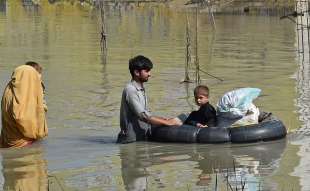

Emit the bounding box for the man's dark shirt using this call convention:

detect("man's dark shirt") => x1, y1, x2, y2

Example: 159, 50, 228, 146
184, 102, 217, 127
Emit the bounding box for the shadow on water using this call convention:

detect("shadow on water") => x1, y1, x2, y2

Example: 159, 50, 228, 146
118, 139, 287, 190
1, 146, 48, 191
78, 135, 116, 144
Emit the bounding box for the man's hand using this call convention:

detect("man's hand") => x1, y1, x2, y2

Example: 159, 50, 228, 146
167, 118, 183, 126
147, 116, 182, 126
196, 123, 208, 128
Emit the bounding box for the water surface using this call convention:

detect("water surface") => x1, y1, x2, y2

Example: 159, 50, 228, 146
0, 1, 307, 190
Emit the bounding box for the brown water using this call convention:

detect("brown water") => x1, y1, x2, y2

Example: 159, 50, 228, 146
0, 1, 307, 190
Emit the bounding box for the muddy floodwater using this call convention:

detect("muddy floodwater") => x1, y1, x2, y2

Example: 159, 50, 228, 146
0, 1, 309, 190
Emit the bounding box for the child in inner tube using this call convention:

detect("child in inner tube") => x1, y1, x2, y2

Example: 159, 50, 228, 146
184, 85, 217, 128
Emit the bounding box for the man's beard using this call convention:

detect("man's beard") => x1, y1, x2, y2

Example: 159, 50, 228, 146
140, 77, 149, 82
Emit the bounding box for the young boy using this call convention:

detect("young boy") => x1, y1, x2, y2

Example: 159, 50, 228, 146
117, 55, 181, 144
184, 85, 217, 128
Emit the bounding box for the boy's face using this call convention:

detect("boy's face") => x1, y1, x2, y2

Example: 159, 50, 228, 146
195, 94, 209, 106
135, 69, 151, 82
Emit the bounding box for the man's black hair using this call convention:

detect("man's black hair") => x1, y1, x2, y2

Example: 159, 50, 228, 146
25, 61, 42, 74
25, 61, 40, 67
129, 55, 153, 77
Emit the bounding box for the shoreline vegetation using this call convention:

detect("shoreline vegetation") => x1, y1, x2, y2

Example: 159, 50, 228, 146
19, 0, 296, 16
40, 0, 295, 15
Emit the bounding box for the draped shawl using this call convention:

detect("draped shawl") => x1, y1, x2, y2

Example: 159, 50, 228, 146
1, 65, 48, 148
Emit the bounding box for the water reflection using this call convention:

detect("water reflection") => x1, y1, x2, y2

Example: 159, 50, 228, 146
1, 146, 48, 191
119, 140, 287, 190
290, 3, 310, 190
47, 0, 58, 4
295, 4, 310, 133
296, 57, 310, 133
120, 143, 149, 191
22, 0, 39, 12
183, 82, 195, 110
0, 0, 5, 13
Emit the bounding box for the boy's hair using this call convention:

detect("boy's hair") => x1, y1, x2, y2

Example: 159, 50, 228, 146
194, 85, 210, 97
25, 61, 42, 73
129, 55, 153, 77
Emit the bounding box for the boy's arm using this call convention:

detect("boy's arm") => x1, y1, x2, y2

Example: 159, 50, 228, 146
185, 120, 198, 126
184, 111, 198, 126
204, 104, 217, 127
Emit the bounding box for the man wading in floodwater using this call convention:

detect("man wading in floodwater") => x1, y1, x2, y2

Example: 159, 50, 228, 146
117, 55, 181, 144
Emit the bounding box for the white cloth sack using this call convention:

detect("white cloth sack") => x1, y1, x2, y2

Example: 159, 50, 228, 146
217, 88, 261, 128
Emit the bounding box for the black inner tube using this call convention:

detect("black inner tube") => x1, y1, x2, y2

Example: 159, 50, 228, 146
151, 113, 286, 144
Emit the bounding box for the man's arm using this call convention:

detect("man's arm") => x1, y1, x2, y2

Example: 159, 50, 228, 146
146, 116, 182, 126
126, 87, 181, 126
